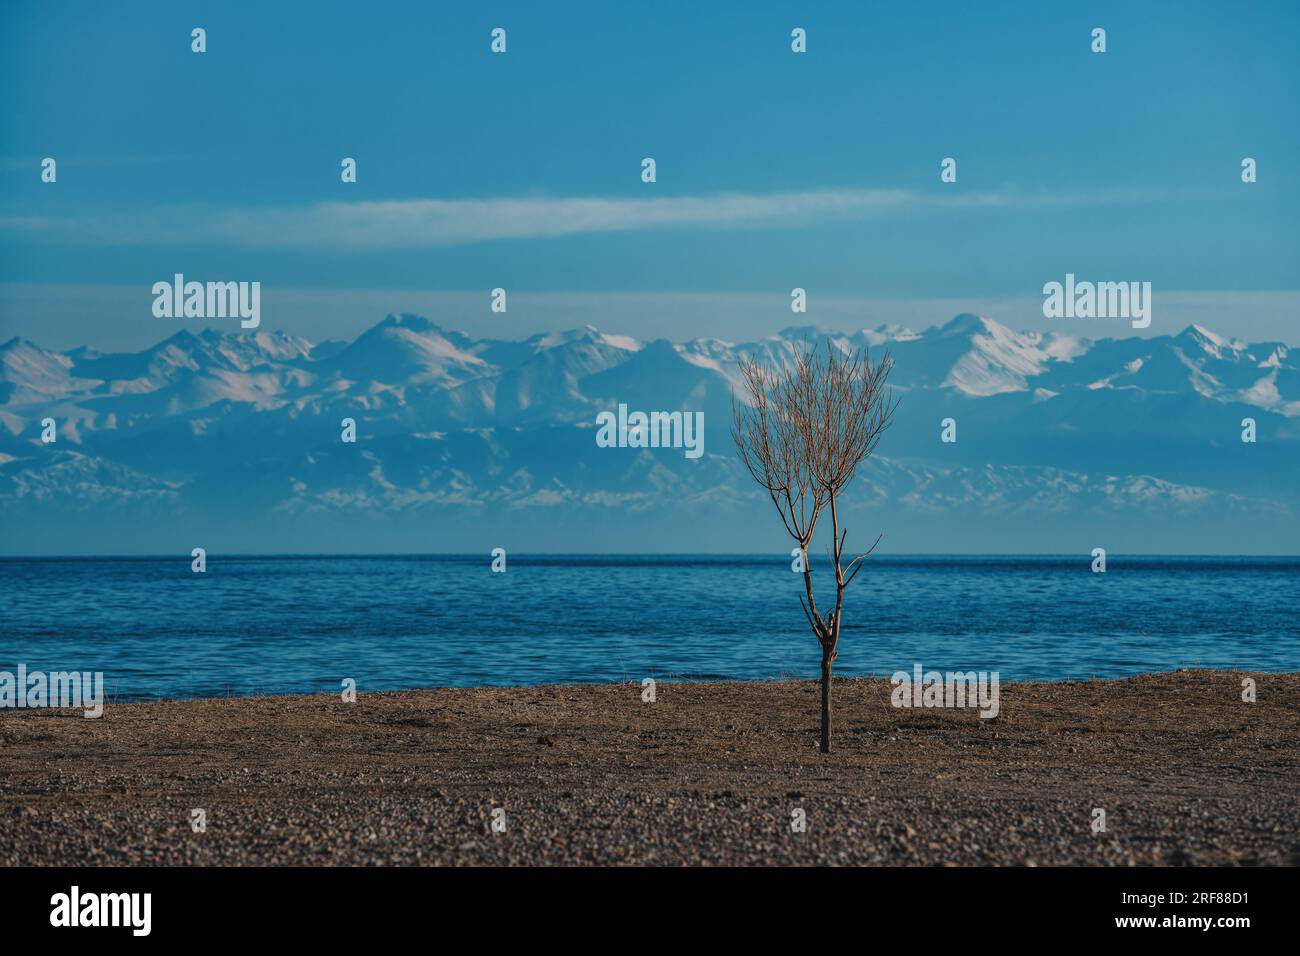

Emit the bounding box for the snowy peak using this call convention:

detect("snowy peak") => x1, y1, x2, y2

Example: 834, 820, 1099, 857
1177, 323, 1241, 359
950, 316, 1049, 396
0, 337, 78, 404
935, 312, 996, 337
328, 314, 491, 387
526, 325, 642, 353
894, 314, 1054, 397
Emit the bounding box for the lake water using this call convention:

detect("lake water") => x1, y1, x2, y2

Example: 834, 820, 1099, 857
1, 555, 1296, 700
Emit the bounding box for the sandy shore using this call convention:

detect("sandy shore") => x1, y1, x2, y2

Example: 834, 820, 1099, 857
1, 671, 1297, 866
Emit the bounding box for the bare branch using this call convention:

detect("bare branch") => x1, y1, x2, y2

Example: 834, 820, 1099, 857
843, 532, 885, 588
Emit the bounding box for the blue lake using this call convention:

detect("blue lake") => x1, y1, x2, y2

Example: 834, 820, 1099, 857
1, 554, 1297, 700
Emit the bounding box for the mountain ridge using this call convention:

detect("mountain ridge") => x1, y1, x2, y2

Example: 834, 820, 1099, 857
2, 313, 1297, 554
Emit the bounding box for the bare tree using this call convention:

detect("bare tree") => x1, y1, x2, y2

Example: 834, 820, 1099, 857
731, 342, 896, 753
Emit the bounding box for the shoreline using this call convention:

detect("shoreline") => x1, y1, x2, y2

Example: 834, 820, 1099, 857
2, 670, 1297, 866
15, 664, 1300, 707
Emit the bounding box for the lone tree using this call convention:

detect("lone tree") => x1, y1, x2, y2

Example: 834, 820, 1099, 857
731, 343, 896, 754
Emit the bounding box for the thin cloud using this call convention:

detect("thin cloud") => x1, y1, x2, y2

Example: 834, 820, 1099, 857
2, 186, 1191, 249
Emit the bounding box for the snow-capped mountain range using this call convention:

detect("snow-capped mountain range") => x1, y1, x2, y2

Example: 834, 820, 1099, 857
2, 313, 1297, 554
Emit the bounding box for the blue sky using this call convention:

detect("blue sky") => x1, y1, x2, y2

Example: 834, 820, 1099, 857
2, 0, 1297, 350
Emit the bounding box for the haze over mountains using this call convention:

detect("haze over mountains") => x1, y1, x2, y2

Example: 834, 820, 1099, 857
2, 313, 1296, 554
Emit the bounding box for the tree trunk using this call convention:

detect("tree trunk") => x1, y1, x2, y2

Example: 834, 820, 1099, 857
820, 650, 833, 754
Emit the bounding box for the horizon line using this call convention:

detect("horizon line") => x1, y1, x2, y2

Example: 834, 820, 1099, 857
2, 552, 1297, 561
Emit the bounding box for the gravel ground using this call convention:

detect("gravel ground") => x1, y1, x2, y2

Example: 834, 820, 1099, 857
1, 671, 1297, 865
